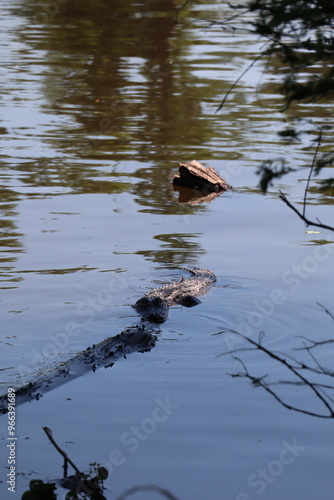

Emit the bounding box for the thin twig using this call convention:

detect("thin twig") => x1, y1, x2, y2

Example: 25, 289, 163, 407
294, 336, 334, 349
270, 380, 334, 391
279, 191, 334, 231
231, 357, 333, 418
175, 0, 191, 24
317, 302, 334, 322
216, 50, 268, 113
43, 427, 81, 475
279, 131, 334, 231
221, 330, 334, 418
202, 9, 251, 27
303, 131, 322, 217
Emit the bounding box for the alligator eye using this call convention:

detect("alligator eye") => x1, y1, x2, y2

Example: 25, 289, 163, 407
136, 297, 149, 306
177, 295, 201, 307
152, 297, 164, 306
134, 296, 150, 312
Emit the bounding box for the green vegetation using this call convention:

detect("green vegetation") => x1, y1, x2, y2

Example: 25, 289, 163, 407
21, 428, 108, 500
230, 0, 334, 111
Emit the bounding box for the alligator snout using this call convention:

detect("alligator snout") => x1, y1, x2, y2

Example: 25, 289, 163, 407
134, 296, 169, 323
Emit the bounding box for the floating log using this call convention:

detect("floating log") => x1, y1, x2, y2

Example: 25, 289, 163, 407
172, 160, 232, 194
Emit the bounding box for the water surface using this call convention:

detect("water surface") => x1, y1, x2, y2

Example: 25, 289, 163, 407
1, 1, 334, 499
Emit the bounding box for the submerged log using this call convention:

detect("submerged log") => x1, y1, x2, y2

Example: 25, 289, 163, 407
173, 160, 232, 194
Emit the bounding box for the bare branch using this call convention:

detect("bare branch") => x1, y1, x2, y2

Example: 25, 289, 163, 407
220, 329, 334, 418
279, 131, 334, 231
279, 190, 334, 232
43, 427, 81, 476
175, 0, 192, 24
216, 50, 268, 113
317, 302, 334, 322
303, 131, 323, 217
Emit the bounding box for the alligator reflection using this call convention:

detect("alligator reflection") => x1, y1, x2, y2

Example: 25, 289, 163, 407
0, 325, 157, 414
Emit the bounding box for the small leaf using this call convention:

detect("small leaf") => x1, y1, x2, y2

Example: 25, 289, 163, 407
66, 491, 78, 500
97, 466, 108, 480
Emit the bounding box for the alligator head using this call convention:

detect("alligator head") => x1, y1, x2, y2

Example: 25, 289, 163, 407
134, 267, 214, 323
135, 294, 201, 323
134, 296, 169, 323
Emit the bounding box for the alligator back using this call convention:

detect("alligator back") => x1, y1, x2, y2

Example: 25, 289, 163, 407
135, 267, 216, 323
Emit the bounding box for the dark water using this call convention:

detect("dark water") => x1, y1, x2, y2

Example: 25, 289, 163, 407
1, 1, 334, 499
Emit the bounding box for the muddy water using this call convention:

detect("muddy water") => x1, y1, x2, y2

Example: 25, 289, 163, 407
1, 1, 334, 499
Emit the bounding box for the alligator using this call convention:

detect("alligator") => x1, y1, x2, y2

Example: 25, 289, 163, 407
134, 267, 216, 323
0, 267, 215, 412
